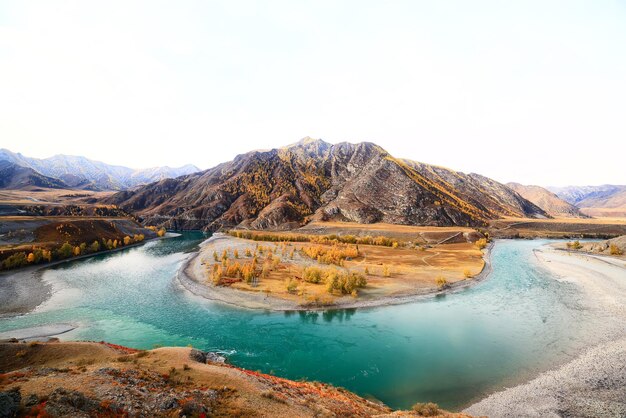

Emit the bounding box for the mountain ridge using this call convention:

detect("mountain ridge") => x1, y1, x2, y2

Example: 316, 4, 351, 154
0, 148, 200, 191
548, 184, 626, 217
104, 138, 549, 231
0, 160, 68, 190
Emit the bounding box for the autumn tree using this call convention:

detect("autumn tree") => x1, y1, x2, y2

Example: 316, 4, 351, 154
436, 276, 448, 289
475, 238, 488, 250
2, 252, 27, 269
57, 242, 73, 259
609, 244, 623, 255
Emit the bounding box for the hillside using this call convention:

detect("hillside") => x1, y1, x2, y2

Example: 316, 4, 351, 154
548, 185, 626, 217
0, 161, 67, 190
403, 161, 546, 219
0, 341, 465, 417
506, 183, 586, 218
0, 148, 200, 191
104, 138, 547, 231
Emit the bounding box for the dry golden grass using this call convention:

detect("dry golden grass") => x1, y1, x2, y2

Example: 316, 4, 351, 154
300, 221, 477, 244
490, 217, 626, 238
203, 230, 485, 306
303, 220, 476, 232
496, 216, 626, 225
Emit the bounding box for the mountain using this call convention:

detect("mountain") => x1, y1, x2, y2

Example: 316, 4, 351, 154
506, 183, 586, 218
403, 161, 546, 219
0, 160, 68, 189
104, 137, 548, 231
0, 148, 200, 191
548, 185, 626, 217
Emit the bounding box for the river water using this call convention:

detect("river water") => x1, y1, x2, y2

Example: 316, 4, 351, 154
0, 233, 617, 410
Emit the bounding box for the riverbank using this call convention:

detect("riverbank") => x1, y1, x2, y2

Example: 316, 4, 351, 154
0, 233, 179, 317
0, 340, 417, 417
466, 246, 626, 417
177, 233, 493, 311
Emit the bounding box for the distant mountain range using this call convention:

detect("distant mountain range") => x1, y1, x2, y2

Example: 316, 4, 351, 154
548, 185, 626, 217
104, 137, 555, 230
0, 160, 67, 190
507, 183, 587, 218
3, 140, 620, 226
0, 148, 200, 191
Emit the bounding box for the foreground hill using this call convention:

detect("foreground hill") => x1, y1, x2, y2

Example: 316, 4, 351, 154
0, 341, 466, 417
0, 161, 67, 190
105, 138, 547, 231
506, 183, 586, 218
0, 148, 200, 191
549, 185, 626, 217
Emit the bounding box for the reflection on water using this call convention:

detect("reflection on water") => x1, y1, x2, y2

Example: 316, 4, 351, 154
286, 308, 357, 323
0, 234, 619, 410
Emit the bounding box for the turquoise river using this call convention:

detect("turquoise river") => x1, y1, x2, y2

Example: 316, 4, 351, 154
0, 233, 617, 410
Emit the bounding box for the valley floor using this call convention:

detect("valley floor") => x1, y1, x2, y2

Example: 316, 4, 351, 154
465, 247, 626, 417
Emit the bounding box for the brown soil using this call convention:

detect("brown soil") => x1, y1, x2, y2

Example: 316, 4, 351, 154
186, 224, 486, 310
488, 217, 626, 239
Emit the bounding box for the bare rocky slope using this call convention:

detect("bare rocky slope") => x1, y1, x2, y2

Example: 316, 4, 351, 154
506, 182, 586, 218
104, 138, 547, 231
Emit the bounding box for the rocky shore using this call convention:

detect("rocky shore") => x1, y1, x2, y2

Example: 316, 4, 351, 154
465, 246, 626, 417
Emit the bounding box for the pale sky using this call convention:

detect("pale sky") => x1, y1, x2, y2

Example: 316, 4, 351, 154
0, 1, 625, 186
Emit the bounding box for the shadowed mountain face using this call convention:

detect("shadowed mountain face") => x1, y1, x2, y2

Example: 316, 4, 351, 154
506, 183, 586, 218
0, 149, 200, 191
0, 161, 67, 189
104, 138, 547, 231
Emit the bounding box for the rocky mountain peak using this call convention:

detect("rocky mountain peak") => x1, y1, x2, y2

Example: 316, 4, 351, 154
104, 138, 549, 231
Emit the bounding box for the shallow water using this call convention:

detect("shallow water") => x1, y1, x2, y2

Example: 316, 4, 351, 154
0, 233, 618, 410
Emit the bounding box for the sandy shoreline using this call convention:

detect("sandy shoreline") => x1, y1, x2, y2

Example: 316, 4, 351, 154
465, 246, 626, 417
176, 233, 494, 312
0, 266, 51, 317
